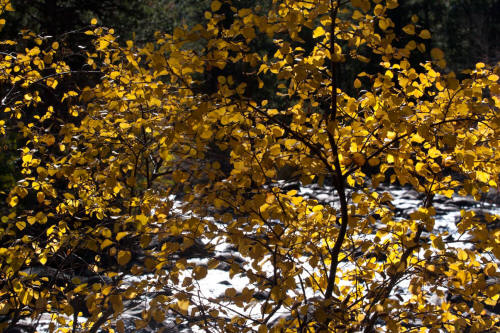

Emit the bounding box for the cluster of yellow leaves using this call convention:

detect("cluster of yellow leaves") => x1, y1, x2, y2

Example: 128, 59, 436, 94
0, 0, 499, 332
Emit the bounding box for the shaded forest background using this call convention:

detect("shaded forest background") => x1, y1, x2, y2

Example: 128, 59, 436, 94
2, 0, 498, 67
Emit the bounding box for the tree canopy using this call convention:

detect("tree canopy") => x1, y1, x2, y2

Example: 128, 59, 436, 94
0, 0, 499, 332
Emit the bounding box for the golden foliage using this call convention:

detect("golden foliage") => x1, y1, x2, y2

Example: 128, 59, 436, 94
0, 0, 499, 332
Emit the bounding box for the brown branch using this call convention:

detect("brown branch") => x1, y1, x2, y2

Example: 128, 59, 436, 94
324, 0, 348, 302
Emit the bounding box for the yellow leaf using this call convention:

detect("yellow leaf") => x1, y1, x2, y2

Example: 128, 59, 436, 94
430, 48, 444, 60
200, 128, 213, 139
117, 250, 131, 266
9, 196, 19, 207
419, 29, 431, 39
386, 0, 399, 9
373, 5, 384, 16
313, 26, 326, 38
20, 289, 32, 305
22, 154, 32, 164
431, 236, 445, 250
352, 153, 365, 166
485, 294, 499, 306
378, 18, 389, 31
352, 10, 364, 20
354, 78, 362, 88
312, 205, 323, 212
211, 0, 222, 12
357, 55, 370, 63
27, 216, 37, 225
352, 193, 363, 203
402, 24, 415, 35
110, 71, 120, 80
427, 147, 440, 158
193, 265, 207, 280
152, 309, 165, 322
98, 39, 110, 50
441, 189, 454, 198
119, 123, 131, 130
476, 171, 490, 183
457, 249, 468, 261
91, 18, 98, 25
177, 299, 189, 313
44, 135, 55, 146
116, 232, 129, 241
73, 283, 88, 293
13, 281, 23, 293
101, 239, 113, 249
488, 74, 499, 82
101, 228, 112, 238
16, 221, 26, 230
116, 320, 125, 333
225, 288, 237, 298
37, 192, 45, 203
109, 294, 123, 314
484, 263, 497, 276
